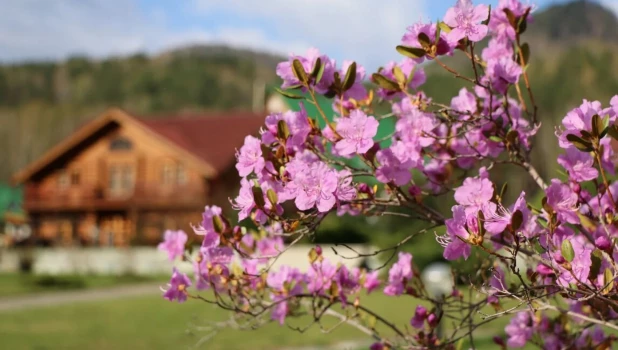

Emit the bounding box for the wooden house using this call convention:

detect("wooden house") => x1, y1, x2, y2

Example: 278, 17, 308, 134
12, 108, 264, 247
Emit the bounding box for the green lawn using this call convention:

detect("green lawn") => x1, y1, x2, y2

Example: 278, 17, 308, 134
0, 288, 519, 350
0, 273, 162, 298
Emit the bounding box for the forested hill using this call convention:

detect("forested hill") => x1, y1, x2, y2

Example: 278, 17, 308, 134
2, 0, 618, 183
0, 46, 283, 181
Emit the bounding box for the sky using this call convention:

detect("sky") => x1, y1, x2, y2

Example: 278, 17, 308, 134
0, 0, 616, 71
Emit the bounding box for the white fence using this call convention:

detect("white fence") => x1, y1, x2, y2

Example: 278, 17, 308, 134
0, 245, 380, 276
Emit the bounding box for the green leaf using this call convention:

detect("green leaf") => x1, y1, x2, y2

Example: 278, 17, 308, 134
212, 215, 225, 234
477, 210, 486, 236
277, 120, 290, 140
503, 8, 516, 27
517, 7, 531, 34
456, 338, 464, 350
292, 59, 308, 84
607, 125, 618, 140
510, 210, 523, 231
266, 189, 278, 206
438, 21, 452, 33
600, 116, 610, 138
396, 45, 426, 59
308, 247, 319, 263
561, 239, 575, 263
371, 73, 400, 91
342, 61, 357, 92
252, 186, 266, 208
392, 65, 405, 85
580, 130, 593, 140
541, 196, 552, 213
314, 60, 326, 84
417, 32, 431, 49
310, 57, 322, 79
274, 87, 303, 100
566, 134, 594, 152
506, 130, 519, 145
489, 135, 502, 143
592, 114, 604, 137
434, 20, 442, 44
367, 315, 377, 329
482, 5, 491, 25
577, 213, 597, 231
589, 249, 603, 281
519, 43, 530, 65
603, 268, 615, 295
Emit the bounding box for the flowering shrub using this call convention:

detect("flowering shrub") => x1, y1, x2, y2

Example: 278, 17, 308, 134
158, 0, 618, 348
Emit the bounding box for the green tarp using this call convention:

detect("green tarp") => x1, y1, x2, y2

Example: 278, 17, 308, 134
278, 91, 395, 185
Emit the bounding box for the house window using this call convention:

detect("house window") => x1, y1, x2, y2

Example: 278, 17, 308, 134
109, 165, 134, 195
110, 137, 133, 151
70, 170, 80, 186
177, 164, 187, 185
162, 163, 175, 185
58, 170, 69, 190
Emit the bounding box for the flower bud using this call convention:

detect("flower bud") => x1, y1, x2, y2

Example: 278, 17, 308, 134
315, 245, 323, 256
596, 235, 612, 252
493, 336, 506, 347
427, 313, 438, 327
553, 251, 565, 264
358, 183, 372, 194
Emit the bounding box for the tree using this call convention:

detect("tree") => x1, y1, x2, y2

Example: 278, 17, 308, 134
157, 1, 618, 349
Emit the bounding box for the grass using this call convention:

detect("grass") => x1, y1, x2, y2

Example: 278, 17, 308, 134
0, 273, 163, 298
0, 288, 519, 350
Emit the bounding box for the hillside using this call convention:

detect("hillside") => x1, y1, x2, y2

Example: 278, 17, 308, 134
0, 46, 283, 181
2, 0, 618, 183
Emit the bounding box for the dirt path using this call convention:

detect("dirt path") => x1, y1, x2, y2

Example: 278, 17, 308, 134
0, 283, 162, 312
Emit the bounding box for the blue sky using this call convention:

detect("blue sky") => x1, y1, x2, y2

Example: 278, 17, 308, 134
0, 0, 616, 71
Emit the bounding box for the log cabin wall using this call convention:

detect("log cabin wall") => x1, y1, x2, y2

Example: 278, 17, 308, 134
24, 122, 212, 247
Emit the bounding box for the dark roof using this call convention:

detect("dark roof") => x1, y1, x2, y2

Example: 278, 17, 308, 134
137, 113, 265, 175
13, 108, 265, 183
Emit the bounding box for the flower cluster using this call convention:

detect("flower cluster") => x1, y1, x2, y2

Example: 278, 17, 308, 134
157, 0, 618, 349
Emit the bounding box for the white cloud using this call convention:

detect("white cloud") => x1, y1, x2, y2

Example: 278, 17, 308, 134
193, 0, 427, 70
0, 0, 426, 71
600, 0, 618, 16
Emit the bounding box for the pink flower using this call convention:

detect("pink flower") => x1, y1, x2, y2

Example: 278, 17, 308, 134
489, 0, 531, 40
443, 0, 489, 42
261, 105, 311, 150
384, 252, 413, 296
410, 305, 428, 329
276, 47, 335, 93
401, 22, 455, 61
454, 176, 494, 212
307, 260, 338, 294
450, 87, 477, 115
162, 268, 192, 303
286, 161, 339, 212
376, 142, 415, 186
200, 205, 223, 234
339, 60, 367, 100
486, 57, 522, 94
442, 205, 472, 260
236, 135, 265, 177
557, 147, 598, 182
556, 236, 593, 288
376, 59, 426, 99
157, 230, 187, 261
363, 270, 381, 293
335, 110, 379, 156
505, 311, 533, 348
545, 179, 579, 225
